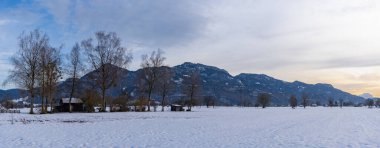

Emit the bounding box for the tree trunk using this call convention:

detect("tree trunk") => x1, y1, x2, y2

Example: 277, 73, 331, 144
50, 95, 54, 114
41, 92, 45, 113
147, 88, 152, 112
161, 94, 165, 112
69, 77, 76, 113
41, 96, 45, 113
110, 101, 113, 112
189, 96, 193, 111
30, 94, 34, 114
102, 89, 106, 112
41, 72, 46, 114
189, 89, 194, 111
45, 97, 47, 112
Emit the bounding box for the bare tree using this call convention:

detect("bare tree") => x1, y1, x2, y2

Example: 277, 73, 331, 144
257, 93, 270, 108
367, 99, 374, 108
36, 44, 62, 113
134, 73, 148, 112
66, 43, 84, 113
37, 46, 48, 113
1, 100, 15, 110
204, 95, 216, 108
328, 97, 334, 107
156, 67, 173, 112
238, 86, 246, 107
183, 71, 201, 111
82, 89, 100, 113
111, 94, 130, 112
140, 49, 165, 111
5, 30, 49, 114
82, 31, 132, 112
339, 99, 343, 108
1, 91, 14, 108
290, 95, 297, 109
45, 47, 62, 113
302, 93, 308, 108
376, 99, 380, 108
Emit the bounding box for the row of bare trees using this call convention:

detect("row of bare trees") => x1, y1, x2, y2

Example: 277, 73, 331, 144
4, 30, 133, 114
5, 30, 62, 114
290, 94, 309, 109
137, 49, 202, 112
5, 29, 202, 114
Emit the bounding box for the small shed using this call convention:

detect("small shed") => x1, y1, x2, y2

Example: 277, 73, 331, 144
171, 104, 184, 111
57, 98, 84, 112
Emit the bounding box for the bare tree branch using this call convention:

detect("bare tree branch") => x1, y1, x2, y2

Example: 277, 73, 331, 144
82, 31, 133, 112
139, 49, 166, 111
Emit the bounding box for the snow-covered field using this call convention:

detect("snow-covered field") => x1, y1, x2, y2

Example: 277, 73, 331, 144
1, 107, 380, 147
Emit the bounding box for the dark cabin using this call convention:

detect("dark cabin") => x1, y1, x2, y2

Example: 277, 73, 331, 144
171, 104, 184, 111
57, 98, 84, 112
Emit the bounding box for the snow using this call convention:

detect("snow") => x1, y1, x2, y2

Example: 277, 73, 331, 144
359, 93, 374, 99
11, 98, 24, 103
174, 78, 183, 84
264, 76, 271, 80
298, 86, 305, 89
61, 98, 83, 103
1, 107, 380, 147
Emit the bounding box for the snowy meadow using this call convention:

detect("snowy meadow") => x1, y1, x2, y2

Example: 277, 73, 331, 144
1, 107, 379, 147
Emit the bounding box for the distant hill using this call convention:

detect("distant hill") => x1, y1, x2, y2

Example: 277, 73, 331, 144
0, 89, 25, 101
2, 62, 365, 105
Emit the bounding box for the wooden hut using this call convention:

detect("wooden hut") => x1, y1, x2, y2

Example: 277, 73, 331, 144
170, 104, 184, 111
57, 98, 84, 112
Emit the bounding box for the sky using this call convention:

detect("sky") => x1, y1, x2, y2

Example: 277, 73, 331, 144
1, 0, 380, 96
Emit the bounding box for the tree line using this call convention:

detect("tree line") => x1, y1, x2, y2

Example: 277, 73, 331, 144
3, 29, 204, 114
238, 92, 375, 109
3, 29, 376, 114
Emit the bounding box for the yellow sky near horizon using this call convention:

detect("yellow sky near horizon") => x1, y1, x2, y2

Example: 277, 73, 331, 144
261, 66, 380, 97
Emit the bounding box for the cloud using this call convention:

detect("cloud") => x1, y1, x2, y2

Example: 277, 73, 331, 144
320, 57, 380, 69
37, 0, 208, 48
1, 0, 380, 96
0, 19, 14, 26
171, 0, 380, 72
22, 0, 380, 72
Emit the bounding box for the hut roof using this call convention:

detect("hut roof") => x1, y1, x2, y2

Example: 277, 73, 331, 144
171, 104, 182, 107
61, 98, 83, 104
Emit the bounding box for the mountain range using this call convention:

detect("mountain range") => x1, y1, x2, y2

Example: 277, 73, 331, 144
1, 62, 365, 105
